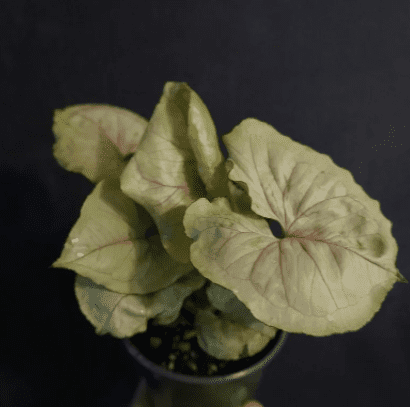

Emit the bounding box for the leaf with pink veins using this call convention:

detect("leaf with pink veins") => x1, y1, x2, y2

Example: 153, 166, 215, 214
183, 119, 406, 336
52, 177, 194, 294
120, 82, 228, 264
52, 104, 148, 183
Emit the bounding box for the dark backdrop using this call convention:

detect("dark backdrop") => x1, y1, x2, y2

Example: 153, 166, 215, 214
1, 1, 409, 406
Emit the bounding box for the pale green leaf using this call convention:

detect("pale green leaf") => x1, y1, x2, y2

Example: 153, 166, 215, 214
206, 282, 278, 338
75, 269, 206, 338
222, 119, 405, 282
150, 268, 207, 325
52, 177, 194, 294
187, 87, 229, 199
194, 308, 273, 361
120, 82, 228, 264
52, 104, 148, 183
184, 118, 405, 336
74, 274, 148, 338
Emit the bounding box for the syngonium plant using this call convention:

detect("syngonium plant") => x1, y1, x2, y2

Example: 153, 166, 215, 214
51, 82, 407, 361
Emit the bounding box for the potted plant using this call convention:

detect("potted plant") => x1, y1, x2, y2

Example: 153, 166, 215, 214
50, 82, 407, 407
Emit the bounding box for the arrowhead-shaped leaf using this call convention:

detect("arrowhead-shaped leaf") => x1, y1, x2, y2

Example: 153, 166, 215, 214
120, 82, 228, 264
52, 104, 148, 183
52, 177, 194, 294
184, 119, 406, 336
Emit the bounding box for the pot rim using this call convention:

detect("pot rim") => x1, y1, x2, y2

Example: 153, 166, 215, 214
122, 330, 288, 385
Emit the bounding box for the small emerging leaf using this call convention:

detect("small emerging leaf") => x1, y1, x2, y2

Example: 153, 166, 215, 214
195, 308, 273, 360
206, 282, 278, 338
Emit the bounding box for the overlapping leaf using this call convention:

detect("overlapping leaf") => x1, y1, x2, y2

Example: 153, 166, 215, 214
206, 282, 278, 338
75, 269, 206, 338
52, 104, 148, 183
53, 177, 194, 294
191, 282, 278, 360
184, 119, 406, 336
120, 82, 228, 264
194, 308, 274, 360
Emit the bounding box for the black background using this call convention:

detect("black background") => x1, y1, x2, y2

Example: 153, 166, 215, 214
1, 1, 410, 406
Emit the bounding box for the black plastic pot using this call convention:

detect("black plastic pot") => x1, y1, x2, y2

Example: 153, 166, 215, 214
122, 313, 288, 407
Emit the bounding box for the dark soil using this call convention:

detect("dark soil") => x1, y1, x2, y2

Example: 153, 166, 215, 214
130, 307, 278, 377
